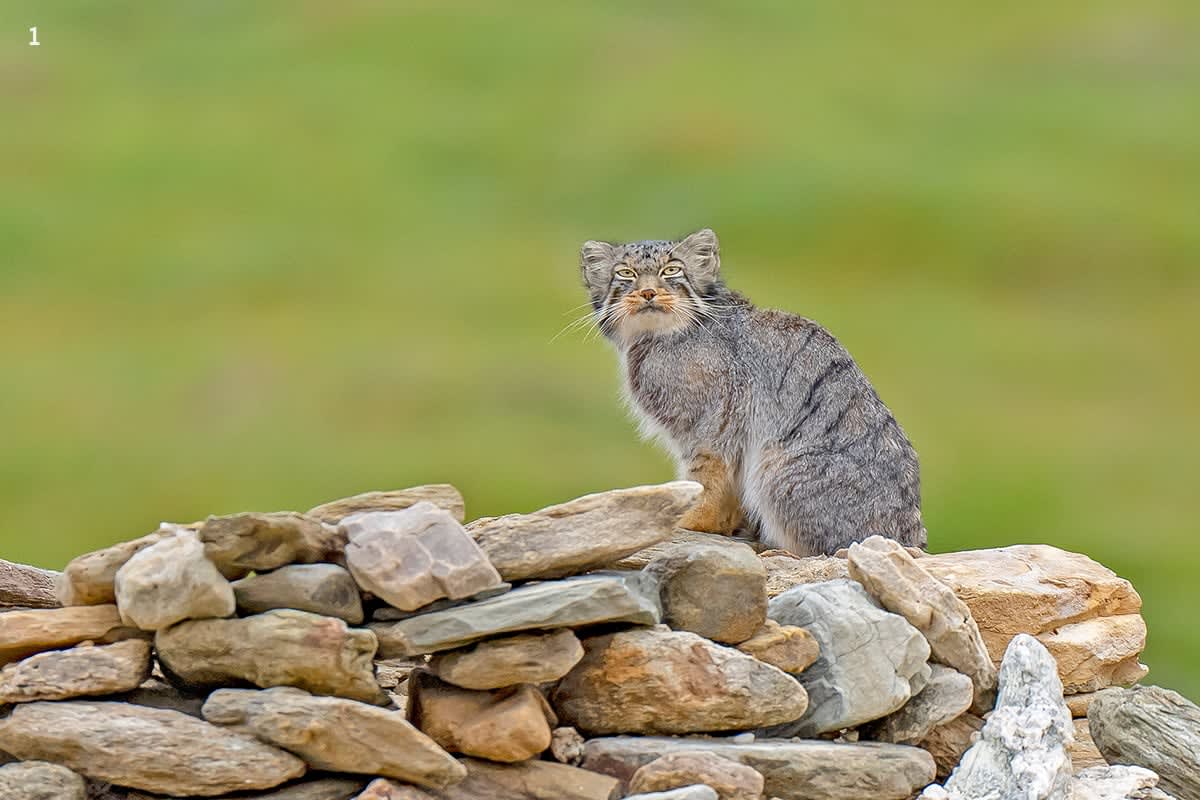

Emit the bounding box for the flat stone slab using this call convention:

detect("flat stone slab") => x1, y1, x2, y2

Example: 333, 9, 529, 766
0, 700, 306, 796
582, 736, 936, 800
467, 482, 702, 581
203, 687, 465, 788
429, 628, 584, 690
0, 639, 152, 703
233, 563, 364, 624
369, 571, 662, 657
0, 558, 60, 609
0, 604, 141, 665
308, 484, 466, 524
428, 758, 619, 800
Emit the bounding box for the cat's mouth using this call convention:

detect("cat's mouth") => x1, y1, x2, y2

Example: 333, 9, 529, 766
634, 305, 669, 314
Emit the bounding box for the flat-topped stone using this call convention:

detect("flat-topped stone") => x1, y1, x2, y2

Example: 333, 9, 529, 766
308, 484, 466, 524
0, 604, 141, 665
0, 639, 152, 703
369, 571, 661, 657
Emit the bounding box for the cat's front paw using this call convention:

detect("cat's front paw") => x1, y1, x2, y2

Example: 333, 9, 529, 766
678, 504, 739, 535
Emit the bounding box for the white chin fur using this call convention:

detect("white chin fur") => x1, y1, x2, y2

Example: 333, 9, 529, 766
616, 309, 688, 343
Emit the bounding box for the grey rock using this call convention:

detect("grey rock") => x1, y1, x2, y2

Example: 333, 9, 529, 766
370, 571, 662, 657
582, 736, 936, 800
429, 628, 584, 690
0, 760, 86, 800
308, 484, 466, 524
766, 579, 931, 735
370, 584, 511, 621
935, 634, 1073, 800
0, 559, 59, 609
156, 609, 386, 704
426, 758, 619, 800
56, 525, 174, 606
551, 726, 586, 765
343, 503, 503, 612
1089, 685, 1200, 800
351, 779, 437, 800
553, 626, 808, 735
0, 701, 306, 796
233, 564, 364, 624
848, 536, 997, 711
625, 788, 719, 800
199, 511, 343, 579
865, 664, 974, 745
1073, 766, 1176, 800
0, 604, 142, 666
467, 481, 702, 581
126, 777, 368, 800
0, 639, 151, 703
114, 528, 235, 630
644, 540, 767, 644
203, 686, 465, 788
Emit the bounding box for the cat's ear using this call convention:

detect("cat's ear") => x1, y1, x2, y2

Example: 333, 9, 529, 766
677, 228, 720, 283
580, 240, 616, 294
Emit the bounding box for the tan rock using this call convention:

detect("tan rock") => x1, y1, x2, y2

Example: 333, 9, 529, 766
552, 626, 808, 735
203, 686, 465, 787
551, 726, 586, 765
468, 481, 702, 581
0, 760, 87, 800
629, 752, 765, 800
1040, 614, 1149, 694
1067, 691, 1100, 718
613, 530, 765, 571
1070, 718, 1108, 771
0, 604, 141, 665
343, 503, 503, 612
409, 674, 556, 763
848, 536, 997, 711
917, 712, 985, 779
124, 776, 367, 800
309, 484, 466, 524
118, 676, 206, 717
115, 528, 236, 630
735, 619, 819, 673
628, 788, 718, 800
56, 526, 174, 606
645, 540, 767, 644
156, 609, 385, 704
199, 511, 343, 579
920, 545, 1142, 660
429, 628, 583, 690
428, 758, 619, 800
0, 639, 151, 703
0, 700, 306, 796
761, 552, 849, 598
1, 559, 59, 610
354, 779, 438, 800
233, 563, 364, 624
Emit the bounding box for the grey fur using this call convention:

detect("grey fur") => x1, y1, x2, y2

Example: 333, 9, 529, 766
580, 228, 926, 556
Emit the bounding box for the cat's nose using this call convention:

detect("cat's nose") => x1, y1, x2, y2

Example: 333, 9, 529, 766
639, 289, 658, 301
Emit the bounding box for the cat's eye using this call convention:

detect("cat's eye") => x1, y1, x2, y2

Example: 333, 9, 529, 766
661, 264, 684, 277
615, 268, 637, 279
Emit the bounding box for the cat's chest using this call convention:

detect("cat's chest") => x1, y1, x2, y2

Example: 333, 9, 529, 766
621, 339, 726, 418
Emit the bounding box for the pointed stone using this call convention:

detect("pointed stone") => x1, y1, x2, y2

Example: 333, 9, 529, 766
115, 528, 235, 630
0, 701, 306, 796
343, 503, 503, 612
156, 609, 385, 704
370, 571, 661, 657
233, 563, 364, 624
309, 484, 466, 524
203, 686, 465, 788
553, 626, 808, 735
582, 736, 936, 800
467, 482, 702, 581
0, 639, 151, 703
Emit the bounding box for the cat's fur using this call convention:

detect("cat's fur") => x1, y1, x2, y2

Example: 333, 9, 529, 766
580, 228, 926, 555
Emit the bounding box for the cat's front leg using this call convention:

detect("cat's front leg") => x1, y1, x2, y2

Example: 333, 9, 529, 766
677, 450, 744, 535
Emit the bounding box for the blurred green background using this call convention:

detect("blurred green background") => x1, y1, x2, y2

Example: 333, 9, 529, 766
2, 3, 1196, 696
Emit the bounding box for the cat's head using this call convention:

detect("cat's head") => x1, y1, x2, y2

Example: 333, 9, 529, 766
579, 228, 723, 344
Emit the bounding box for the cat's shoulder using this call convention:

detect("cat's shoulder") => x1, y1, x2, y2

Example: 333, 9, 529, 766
748, 307, 834, 344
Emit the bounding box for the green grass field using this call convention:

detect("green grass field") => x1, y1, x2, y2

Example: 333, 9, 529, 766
2, 3, 1197, 696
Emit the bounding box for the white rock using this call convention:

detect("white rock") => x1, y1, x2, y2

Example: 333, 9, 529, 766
114, 529, 235, 630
